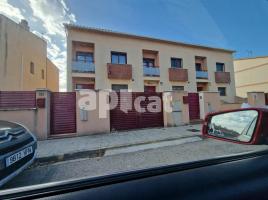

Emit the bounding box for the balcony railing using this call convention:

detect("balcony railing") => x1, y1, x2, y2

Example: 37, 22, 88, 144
107, 63, 132, 80
143, 66, 160, 77
169, 68, 188, 82
196, 71, 208, 79
215, 72, 231, 83
72, 61, 95, 73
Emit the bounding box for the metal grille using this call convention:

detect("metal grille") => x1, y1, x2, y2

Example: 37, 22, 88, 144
188, 93, 200, 120
0, 91, 36, 109
110, 92, 163, 131
50, 92, 76, 135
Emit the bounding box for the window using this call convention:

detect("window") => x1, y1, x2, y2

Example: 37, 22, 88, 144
76, 52, 94, 63
218, 87, 226, 96
111, 84, 128, 91
171, 58, 182, 68
41, 69, 45, 80
143, 58, 155, 67
111, 52, 127, 64
172, 86, 184, 91
195, 63, 202, 71
30, 62, 34, 74
216, 62, 225, 72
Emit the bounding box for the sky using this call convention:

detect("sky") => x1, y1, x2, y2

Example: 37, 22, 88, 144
1, 0, 268, 91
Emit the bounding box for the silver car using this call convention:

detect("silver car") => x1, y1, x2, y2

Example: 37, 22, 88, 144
0, 121, 37, 187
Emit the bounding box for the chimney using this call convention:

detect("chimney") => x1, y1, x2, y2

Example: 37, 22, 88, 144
19, 19, 29, 31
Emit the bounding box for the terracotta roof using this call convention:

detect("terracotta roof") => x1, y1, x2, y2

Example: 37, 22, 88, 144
64, 23, 235, 53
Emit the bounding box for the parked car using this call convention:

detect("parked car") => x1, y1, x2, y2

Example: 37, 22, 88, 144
0, 121, 37, 187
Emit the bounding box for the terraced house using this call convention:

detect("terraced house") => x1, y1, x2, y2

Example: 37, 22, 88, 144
65, 24, 236, 103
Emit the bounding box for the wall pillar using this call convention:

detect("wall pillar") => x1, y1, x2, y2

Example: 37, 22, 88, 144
35, 89, 51, 140
199, 92, 221, 120
163, 91, 189, 127
247, 92, 266, 107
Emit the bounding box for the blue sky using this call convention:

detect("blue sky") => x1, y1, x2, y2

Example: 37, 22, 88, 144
1, 0, 268, 90
68, 0, 268, 58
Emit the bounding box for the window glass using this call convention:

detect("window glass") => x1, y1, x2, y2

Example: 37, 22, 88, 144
76, 52, 94, 63
111, 52, 127, 64
143, 58, 155, 67
218, 87, 226, 96
172, 86, 184, 91
111, 84, 128, 91
216, 63, 225, 72
171, 58, 182, 68
119, 55, 126, 64
195, 63, 202, 71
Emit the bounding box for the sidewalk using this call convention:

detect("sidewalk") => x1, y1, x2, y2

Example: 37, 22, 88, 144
35, 124, 202, 165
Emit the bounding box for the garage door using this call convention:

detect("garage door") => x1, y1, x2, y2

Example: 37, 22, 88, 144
110, 92, 163, 131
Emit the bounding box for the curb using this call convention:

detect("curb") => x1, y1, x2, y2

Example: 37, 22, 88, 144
33, 135, 202, 167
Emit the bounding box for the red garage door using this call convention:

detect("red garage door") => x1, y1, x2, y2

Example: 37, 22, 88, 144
188, 93, 200, 120
50, 92, 76, 135
110, 92, 163, 131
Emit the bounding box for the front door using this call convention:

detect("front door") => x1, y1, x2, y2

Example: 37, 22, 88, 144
188, 93, 200, 120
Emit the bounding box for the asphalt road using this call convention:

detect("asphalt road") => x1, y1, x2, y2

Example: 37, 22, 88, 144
2, 138, 268, 190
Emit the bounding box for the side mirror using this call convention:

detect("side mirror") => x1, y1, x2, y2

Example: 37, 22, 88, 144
202, 108, 268, 145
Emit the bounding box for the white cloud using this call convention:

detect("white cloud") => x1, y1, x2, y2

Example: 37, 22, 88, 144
0, 0, 25, 21
28, 0, 76, 37
0, 0, 76, 91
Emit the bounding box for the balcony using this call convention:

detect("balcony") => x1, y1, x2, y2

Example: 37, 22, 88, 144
143, 66, 160, 77
72, 61, 95, 73
215, 72, 231, 83
107, 63, 132, 80
169, 68, 188, 82
196, 71, 208, 79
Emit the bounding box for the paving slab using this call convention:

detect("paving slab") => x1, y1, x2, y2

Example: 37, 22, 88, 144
36, 124, 202, 162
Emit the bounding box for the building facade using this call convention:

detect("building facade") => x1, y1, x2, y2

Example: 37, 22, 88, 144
234, 56, 268, 98
65, 24, 236, 103
0, 14, 59, 92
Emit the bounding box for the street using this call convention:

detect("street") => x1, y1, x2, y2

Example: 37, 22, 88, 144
2, 137, 267, 190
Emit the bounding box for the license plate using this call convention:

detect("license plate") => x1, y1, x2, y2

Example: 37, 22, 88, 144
6, 146, 33, 167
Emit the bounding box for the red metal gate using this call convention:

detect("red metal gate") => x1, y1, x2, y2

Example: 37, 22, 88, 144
188, 93, 200, 120
50, 92, 76, 135
110, 92, 163, 131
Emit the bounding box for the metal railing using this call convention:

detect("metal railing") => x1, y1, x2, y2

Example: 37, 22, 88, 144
196, 71, 208, 79
72, 61, 95, 73
143, 66, 160, 76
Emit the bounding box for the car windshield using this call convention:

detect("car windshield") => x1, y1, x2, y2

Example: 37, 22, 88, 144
1, 0, 268, 191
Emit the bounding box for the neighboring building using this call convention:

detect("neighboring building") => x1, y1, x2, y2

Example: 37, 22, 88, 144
234, 56, 268, 98
0, 14, 59, 92
65, 24, 236, 103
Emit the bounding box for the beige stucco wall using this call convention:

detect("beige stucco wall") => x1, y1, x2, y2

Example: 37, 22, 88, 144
0, 109, 48, 140
0, 90, 51, 140
247, 92, 266, 106
0, 15, 59, 92
163, 91, 189, 126
46, 59, 59, 92
66, 27, 236, 103
199, 92, 221, 119
234, 56, 268, 97
76, 90, 110, 136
